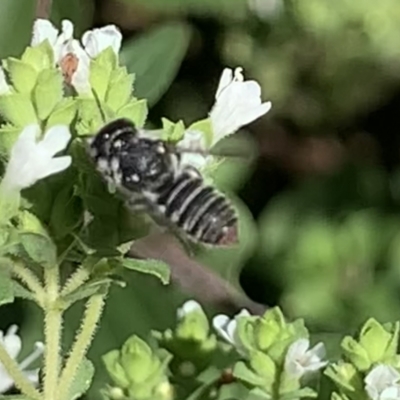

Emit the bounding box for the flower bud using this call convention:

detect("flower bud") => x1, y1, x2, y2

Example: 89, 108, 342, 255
358, 319, 399, 363
325, 362, 363, 394
341, 337, 371, 371
120, 336, 161, 384
175, 300, 210, 342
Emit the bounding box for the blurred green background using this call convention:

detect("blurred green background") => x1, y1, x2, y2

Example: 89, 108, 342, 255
3, 0, 400, 397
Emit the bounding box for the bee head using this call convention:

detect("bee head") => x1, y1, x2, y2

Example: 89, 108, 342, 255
88, 118, 137, 160
119, 138, 176, 191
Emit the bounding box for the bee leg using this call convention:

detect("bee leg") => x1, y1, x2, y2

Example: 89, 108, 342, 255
125, 195, 149, 212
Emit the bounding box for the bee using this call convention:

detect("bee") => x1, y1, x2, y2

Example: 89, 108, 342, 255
87, 118, 238, 246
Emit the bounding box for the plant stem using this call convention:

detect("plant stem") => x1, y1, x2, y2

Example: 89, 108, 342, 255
58, 293, 106, 400
60, 265, 90, 297
0, 341, 41, 400
43, 267, 62, 400
12, 261, 45, 301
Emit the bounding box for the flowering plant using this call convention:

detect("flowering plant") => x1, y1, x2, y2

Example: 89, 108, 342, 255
0, 15, 272, 400
0, 11, 399, 400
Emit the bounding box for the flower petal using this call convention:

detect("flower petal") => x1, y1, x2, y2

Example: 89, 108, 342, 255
82, 25, 122, 58
39, 124, 72, 155
23, 369, 40, 385
365, 364, 400, 398
19, 342, 44, 370
212, 315, 231, 340
31, 19, 59, 47
1, 125, 40, 190
36, 156, 72, 180
210, 67, 271, 144
2, 325, 22, 360
67, 39, 91, 94
177, 300, 202, 319
2, 124, 72, 192
52, 19, 74, 62
0, 371, 14, 394
215, 68, 234, 99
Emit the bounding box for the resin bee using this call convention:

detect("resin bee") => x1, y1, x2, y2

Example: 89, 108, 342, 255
87, 118, 238, 246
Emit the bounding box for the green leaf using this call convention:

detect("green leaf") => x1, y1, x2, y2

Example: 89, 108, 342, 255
217, 382, 250, 400
0, 258, 14, 305
121, 23, 191, 106
68, 357, 95, 400
46, 98, 78, 127
21, 42, 54, 71
161, 118, 185, 141
121, 258, 170, 285
106, 67, 134, 111
13, 280, 35, 301
121, 0, 247, 19
90, 47, 118, 101
233, 361, 267, 387
116, 99, 148, 128
0, 124, 20, 156
62, 278, 112, 307
0, 0, 35, 59
280, 387, 318, 400
49, 182, 83, 239
33, 68, 64, 120
0, 94, 37, 126
188, 118, 213, 148
20, 232, 57, 268
4, 58, 38, 93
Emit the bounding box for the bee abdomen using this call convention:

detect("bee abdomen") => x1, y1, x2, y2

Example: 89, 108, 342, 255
157, 172, 238, 245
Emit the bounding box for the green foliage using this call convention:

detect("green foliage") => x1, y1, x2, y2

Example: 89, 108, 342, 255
121, 0, 248, 19
0, 259, 14, 305
121, 23, 192, 106
121, 258, 171, 285
103, 335, 172, 400
69, 358, 95, 400
0, 0, 35, 59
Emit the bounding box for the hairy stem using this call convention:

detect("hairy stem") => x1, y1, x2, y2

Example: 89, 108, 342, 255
0, 341, 41, 400
60, 265, 90, 297
43, 267, 62, 400
11, 261, 45, 302
58, 293, 106, 400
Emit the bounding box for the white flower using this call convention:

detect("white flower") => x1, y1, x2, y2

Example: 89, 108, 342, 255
1, 124, 72, 192
0, 325, 44, 393
31, 19, 122, 94
365, 365, 400, 400
82, 25, 122, 58
212, 309, 250, 345
177, 300, 203, 319
0, 67, 11, 95
209, 67, 271, 144
284, 338, 327, 379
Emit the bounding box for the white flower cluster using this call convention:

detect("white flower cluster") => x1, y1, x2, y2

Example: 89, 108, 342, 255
0, 325, 43, 393
31, 19, 122, 94
178, 300, 327, 381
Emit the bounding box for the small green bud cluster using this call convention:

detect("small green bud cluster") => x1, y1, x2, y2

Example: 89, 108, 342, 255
326, 318, 400, 400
